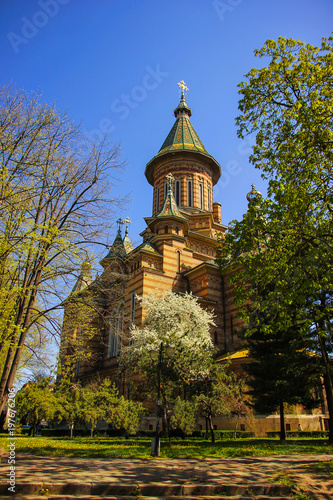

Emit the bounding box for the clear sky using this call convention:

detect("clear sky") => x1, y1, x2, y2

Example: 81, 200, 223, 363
1, 0, 332, 256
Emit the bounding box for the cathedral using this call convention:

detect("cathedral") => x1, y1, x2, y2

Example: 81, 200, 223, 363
61, 84, 244, 380
59, 84, 328, 435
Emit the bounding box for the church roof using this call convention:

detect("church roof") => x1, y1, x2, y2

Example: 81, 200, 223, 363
158, 93, 207, 154
145, 91, 221, 185
71, 259, 92, 294
101, 217, 134, 265
123, 230, 134, 254
141, 236, 162, 255
103, 228, 127, 260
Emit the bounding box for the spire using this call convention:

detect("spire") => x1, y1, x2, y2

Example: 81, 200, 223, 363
102, 219, 126, 261
123, 217, 134, 254
174, 81, 192, 118
71, 258, 92, 294
145, 81, 221, 186
154, 173, 186, 220
160, 84, 205, 153
246, 184, 263, 206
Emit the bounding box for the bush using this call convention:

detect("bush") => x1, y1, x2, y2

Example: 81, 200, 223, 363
191, 430, 255, 439
266, 430, 329, 438
41, 428, 121, 438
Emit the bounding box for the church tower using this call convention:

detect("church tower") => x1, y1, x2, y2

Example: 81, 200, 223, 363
60, 83, 244, 383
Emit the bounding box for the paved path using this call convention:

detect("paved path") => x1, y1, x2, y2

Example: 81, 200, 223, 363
1, 453, 332, 499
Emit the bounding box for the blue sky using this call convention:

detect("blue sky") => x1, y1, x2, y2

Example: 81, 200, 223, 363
1, 0, 332, 256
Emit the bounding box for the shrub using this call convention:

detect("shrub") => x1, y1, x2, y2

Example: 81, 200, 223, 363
266, 430, 329, 438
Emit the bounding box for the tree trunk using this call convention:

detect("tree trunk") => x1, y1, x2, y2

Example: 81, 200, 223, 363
0, 264, 43, 413
279, 401, 286, 441
318, 335, 333, 443
205, 417, 209, 440
323, 374, 333, 444
208, 415, 215, 443
161, 387, 171, 446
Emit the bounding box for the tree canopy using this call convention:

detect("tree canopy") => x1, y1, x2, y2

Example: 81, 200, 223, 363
0, 84, 125, 411
120, 291, 215, 390
216, 35, 333, 440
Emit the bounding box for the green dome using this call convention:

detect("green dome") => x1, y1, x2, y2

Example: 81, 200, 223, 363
145, 91, 221, 185
159, 92, 206, 154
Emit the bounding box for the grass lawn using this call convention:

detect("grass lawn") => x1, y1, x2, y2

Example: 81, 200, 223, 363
1, 435, 332, 459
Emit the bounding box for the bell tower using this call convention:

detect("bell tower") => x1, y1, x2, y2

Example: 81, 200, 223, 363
145, 82, 222, 222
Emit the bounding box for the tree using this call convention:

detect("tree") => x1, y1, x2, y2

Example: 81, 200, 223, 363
246, 319, 320, 440
169, 396, 197, 437
190, 364, 245, 443
94, 379, 145, 435
56, 381, 86, 438
0, 83, 125, 412
56, 378, 145, 437
217, 36, 333, 440
120, 291, 215, 436
16, 377, 58, 437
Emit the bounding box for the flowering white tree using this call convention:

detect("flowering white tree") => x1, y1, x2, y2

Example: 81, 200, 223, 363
120, 290, 215, 416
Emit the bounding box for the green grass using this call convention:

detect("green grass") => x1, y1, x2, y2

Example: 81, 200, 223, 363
0, 435, 332, 459
305, 459, 333, 477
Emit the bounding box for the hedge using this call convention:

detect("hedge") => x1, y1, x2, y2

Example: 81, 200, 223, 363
41, 428, 255, 439
191, 430, 255, 439
41, 428, 123, 438
266, 430, 329, 438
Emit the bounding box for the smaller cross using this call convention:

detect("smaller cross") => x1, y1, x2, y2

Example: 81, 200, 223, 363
166, 173, 175, 191
116, 218, 124, 232
123, 216, 132, 235
177, 80, 189, 98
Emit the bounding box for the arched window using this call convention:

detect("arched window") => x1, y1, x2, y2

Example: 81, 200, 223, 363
156, 186, 160, 212
177, 250, 181, 273
198, 181, 204, 210
130, 291, 136, 326
187, 179, 193, 206
108, 302, 124, 358
165, 225, 168, 234
207, 183, 212, 211
175, 179, 181, 206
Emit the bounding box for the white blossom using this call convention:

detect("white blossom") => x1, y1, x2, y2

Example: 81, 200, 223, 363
121, 291, 215, 382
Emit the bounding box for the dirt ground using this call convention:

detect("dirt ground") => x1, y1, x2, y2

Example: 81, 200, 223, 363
1, 453, 332, 499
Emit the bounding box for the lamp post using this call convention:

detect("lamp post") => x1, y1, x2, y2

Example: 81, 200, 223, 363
150, 342, 174, 456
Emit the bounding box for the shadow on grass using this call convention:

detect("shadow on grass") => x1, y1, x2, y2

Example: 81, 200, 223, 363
304, 459, 333, 478
5, 436, 333, 459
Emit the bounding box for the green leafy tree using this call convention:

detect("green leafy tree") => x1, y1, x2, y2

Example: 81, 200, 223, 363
169, 397, 197, 436
16, 377, 58, 437
95, 379, 145, 435
0, 83, 125, 412
190, 364, 244, 443
217, 35, 333, 441
56, 382, 85, 438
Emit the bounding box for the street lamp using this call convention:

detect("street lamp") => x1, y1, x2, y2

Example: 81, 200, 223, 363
149, 342, 174, 456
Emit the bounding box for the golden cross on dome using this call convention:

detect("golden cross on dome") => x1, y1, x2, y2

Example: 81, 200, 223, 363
177, 80, 189, 97
116, 218, 124, 232
123, 216, 131, 235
